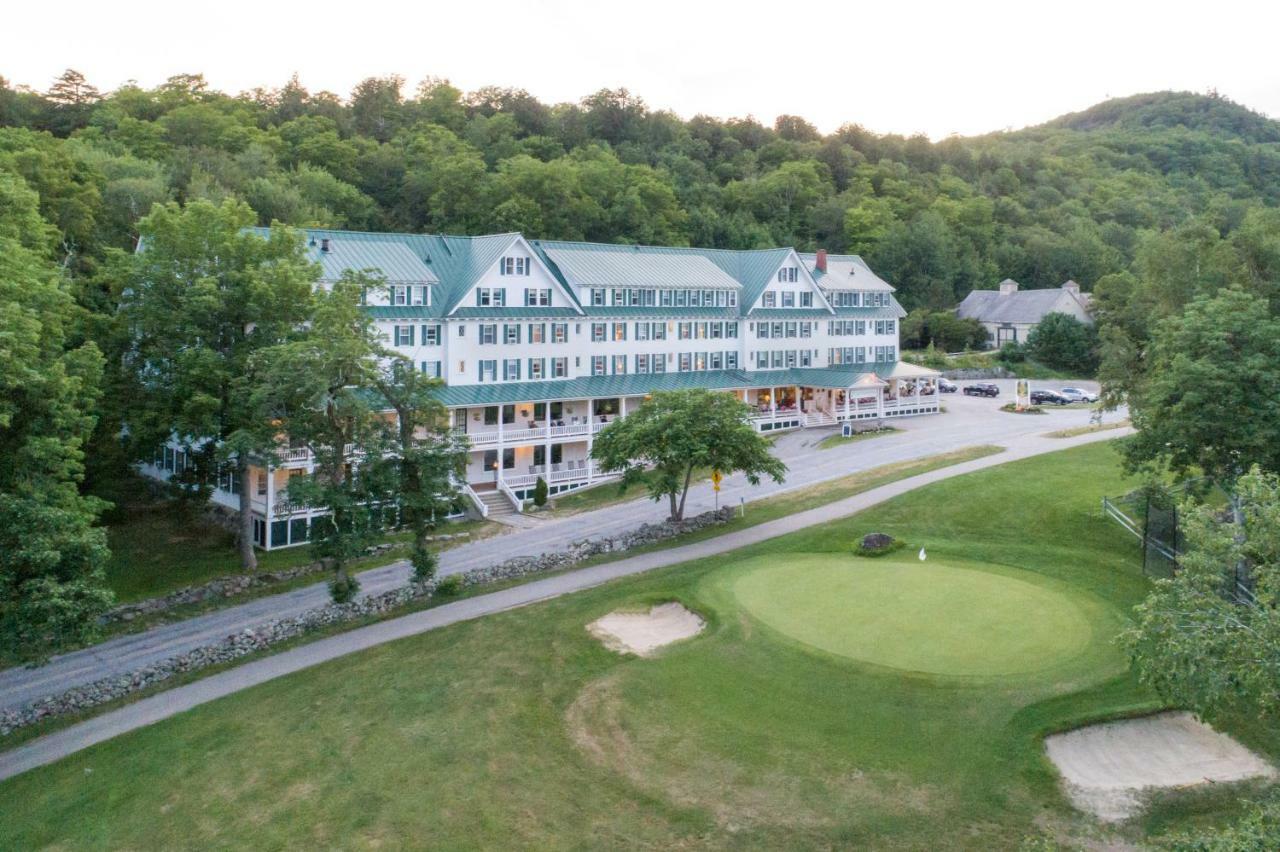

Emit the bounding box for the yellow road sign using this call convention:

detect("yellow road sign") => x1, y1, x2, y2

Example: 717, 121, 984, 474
711, 470, 722, 491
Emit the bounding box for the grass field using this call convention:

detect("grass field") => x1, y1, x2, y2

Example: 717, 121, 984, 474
4, 441, 1275, 848
817, 425, 898, 450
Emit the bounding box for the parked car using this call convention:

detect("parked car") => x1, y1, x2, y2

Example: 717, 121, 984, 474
1058, 387, 1098, 403
963, 382, 999, 397
1031, 389, 1070, 406
937, 378, 958, 393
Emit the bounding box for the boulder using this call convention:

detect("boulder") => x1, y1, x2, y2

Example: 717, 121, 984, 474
860, 532, 895, 551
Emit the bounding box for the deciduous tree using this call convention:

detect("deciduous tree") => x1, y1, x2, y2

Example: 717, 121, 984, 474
591, 389, 786, 521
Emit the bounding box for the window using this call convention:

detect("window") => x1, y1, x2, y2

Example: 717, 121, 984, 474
504, 324, 521, 345
777, 266, 798, 283
420, 360, 442, 377
762, 292, 777, 308
552, 323, 568, 343
709, 352, 723, 370
501, 257, 530, 276
591, 289, 605, 306
757, 323, 770, 339
524, 287, 551, 306
800, 350, 812, 367
479, 360, 497, 382
421, 324, 441, 346
660, 290, 673, 306
613, 354, 627, 374
503, 359, 521, 381
591, 355, 607, 376
781, 292, 795, 308
653, 354, 666, 373
635, 322, 650, 342
612, 322, 626, 342
393, 325, 414, 346
552, 357, 568, 378
785, 351, 797, 368
679, 353, 692, 372
785, 322, 797, 338
726, 351, 738, 369
528, 358, 545, 380
694, 322, 707, 339
413, 285, 429, 306
591, 323, 606, 342
653, 322, 667, 340
800, 292, 812, 308
800, 322, 811, 338
636, 353, 650, 374
476, 288, 491, 306
479, 324, 497, 345
458, 324, 466, 337
710, 322, 722, 339
392, 286, 408, 306
527, 323, 544, 344
257, 471, 267, 496
678, 322, 692, 340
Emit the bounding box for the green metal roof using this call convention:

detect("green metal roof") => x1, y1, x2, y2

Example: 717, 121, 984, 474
581, 306, 738, 319
450, 307, 580, 319
363, 306, 439, 320
242, 227, 906, 321
541, 244, 742, 290
432, 362, 917, 407
747, 309, 835, 320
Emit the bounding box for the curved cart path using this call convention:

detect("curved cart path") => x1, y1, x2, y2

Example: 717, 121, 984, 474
0, 423, 1128, 782
0, 383, 1113, 714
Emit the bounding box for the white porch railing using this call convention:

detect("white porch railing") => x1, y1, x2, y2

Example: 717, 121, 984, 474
453, 421, 596, 447
497, 478, 524, 513
502, 460, 599, 490
461, 482, 489, 518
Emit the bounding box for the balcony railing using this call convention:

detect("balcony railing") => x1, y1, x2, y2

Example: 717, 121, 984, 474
452, 418, 614, 447
502, 460, 601, 490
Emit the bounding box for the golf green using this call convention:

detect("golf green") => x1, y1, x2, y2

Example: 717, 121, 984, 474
730, 555, 1094, 676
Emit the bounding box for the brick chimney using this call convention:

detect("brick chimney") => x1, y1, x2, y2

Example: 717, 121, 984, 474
815, 249, 827, 272
320, 238, 331, 253
998, 278, 1018, 295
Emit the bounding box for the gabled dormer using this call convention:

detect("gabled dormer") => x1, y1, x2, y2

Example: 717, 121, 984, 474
441, 234, 583, 317
747, 249, 833, 314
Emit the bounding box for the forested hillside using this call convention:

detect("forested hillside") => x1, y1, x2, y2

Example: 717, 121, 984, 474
4, 71, 1280, 314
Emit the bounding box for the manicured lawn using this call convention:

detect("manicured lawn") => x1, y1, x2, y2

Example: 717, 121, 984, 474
1045, 420, 1131, 439
5, 441, 1274, 848
730, 555, 1100, 677
544, 465, 710, 516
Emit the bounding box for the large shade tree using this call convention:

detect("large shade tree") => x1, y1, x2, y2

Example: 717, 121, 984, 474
119, 199, 317, 570
591, 389, 786, 521
0, 171, 112, 660
1120, 289, 1280, 484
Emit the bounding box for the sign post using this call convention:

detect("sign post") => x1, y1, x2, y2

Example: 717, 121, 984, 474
711, 469, 722, 511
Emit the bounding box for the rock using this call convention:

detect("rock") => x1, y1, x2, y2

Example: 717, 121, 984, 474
861, 532, 895, 551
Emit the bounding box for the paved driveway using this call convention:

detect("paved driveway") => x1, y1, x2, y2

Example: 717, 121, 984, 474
0, 383, 1118, 714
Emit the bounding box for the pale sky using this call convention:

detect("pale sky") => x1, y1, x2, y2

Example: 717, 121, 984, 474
4, 0, 1278, 139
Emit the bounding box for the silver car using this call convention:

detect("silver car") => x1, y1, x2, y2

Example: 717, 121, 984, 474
1058, 387, 1098, 403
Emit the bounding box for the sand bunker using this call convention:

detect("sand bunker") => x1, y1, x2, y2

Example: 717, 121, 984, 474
1045, 711, 1277, 822
587, 603, 705, 656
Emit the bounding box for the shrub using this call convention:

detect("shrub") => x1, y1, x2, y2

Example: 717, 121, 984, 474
434, 575, 463, 597
533, 476, 548, 507
329, 573, 360, 603
997, 341, 1028, 364
1026, 312, 1099, 374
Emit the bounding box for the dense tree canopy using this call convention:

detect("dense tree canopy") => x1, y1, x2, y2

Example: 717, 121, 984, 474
6, 73, 1280, 315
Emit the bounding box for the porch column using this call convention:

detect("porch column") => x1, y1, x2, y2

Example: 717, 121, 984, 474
769, 388, 776, 421
585, 397, 595, 482
264, 463, 275, 549
497, 411, 504, 485
620, 396, 627, 418
877, 388, 886, 419
844, 387, 851, 420
544, 404, 552, 483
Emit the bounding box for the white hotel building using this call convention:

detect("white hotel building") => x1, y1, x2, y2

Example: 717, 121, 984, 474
141, 229, 941, 549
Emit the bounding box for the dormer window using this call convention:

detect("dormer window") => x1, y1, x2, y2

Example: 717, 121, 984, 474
391, 286, 408, 306
476, 288, 506, 307
762, 292, 777, 308
781, 292, 795, 308
777, 267, 798, 283
411, 285, 429, 306
501, 257, 530, 276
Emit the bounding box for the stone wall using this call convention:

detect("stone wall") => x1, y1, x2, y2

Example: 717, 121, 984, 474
1, 507, 732, 736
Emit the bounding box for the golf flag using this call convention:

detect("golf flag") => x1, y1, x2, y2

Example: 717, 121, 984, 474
918, 547, 927, 561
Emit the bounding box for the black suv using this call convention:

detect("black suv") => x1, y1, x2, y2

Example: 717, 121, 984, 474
963, 382, 1000, 397
1030, 389, 1069, 405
